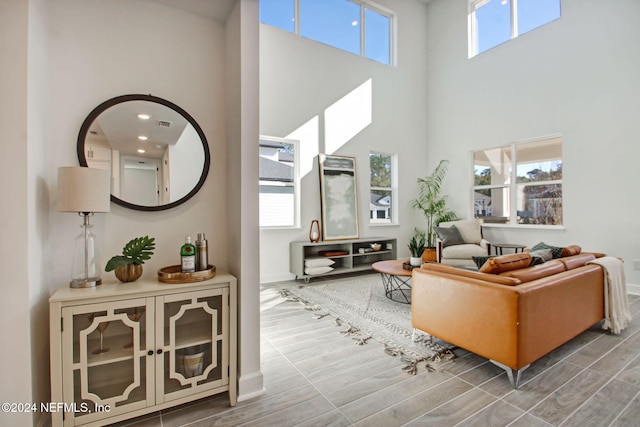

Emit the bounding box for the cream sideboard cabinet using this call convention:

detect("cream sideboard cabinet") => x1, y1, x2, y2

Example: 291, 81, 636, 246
49, 274, 237, 427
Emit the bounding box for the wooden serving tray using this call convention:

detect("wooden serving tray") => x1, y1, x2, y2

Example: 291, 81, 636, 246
318, 250, 349, 257
157, 265, 216, 283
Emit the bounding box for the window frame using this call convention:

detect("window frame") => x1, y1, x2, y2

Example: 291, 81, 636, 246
259, 135, 301, 229
262, 0, 397, 66
468, 0, 561, 58
472, 135, 563, 229
369, 150, 398, 226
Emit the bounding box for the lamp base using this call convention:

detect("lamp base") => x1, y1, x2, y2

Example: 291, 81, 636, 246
70, 277, 102, 288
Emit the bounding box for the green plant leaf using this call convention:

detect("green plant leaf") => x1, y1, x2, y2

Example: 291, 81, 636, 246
105, 236, 155, 272
105, 256, 132, 272
122, 236, 156, 264
410, 160, 457, 248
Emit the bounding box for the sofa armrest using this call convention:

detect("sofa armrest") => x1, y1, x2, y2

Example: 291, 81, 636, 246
480, 239, 491, 255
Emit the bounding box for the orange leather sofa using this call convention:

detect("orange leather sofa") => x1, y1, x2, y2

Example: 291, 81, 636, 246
411, 252, 605, 388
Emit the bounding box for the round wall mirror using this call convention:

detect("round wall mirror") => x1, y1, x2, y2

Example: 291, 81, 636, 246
77, 94, 210, 211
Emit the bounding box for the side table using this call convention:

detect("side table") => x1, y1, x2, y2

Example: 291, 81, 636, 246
492, 243, 527, 255
372, 260, 413, 304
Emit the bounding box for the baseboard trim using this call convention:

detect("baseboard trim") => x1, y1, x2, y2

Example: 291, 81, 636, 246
237, 371, 265, 402
627, 283, 640, 295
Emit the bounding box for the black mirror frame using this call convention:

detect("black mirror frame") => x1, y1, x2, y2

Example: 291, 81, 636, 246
77, 94, 211, 212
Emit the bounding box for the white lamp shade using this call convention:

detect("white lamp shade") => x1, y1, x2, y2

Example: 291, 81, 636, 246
58, 167, 111, 213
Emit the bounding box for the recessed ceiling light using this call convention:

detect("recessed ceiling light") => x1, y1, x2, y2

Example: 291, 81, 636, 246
137, 149, 145, 153
155, 144, 162, 149
138, 135, 148, 141
137, 114, 150, 120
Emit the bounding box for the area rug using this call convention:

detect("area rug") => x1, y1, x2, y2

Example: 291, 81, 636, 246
279, 273, 456, 374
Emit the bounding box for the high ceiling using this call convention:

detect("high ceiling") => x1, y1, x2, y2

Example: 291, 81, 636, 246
151, 0, 431, 24
151, 0, 236, 24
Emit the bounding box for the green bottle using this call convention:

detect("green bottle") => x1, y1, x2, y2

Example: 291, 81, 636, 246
180, 236, 196, 273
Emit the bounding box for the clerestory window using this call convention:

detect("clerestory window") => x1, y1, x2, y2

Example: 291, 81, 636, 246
468, 0, 561, 57
260, 0, 395, 66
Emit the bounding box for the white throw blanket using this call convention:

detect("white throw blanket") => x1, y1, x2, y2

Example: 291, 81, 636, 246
588, 257, 632, 334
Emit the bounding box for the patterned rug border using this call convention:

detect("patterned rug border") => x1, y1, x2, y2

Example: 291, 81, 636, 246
279, 276, 456, 374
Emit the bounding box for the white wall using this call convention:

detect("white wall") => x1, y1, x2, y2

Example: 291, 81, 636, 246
168, 124, 205, 202
225, 0, 264, 401
0, 2, 33, 425
425, 0, 640, 291
27, 0, 53, 423
0, 0, 254, 422
259, 0, 430, 283
46, 0, 229, 285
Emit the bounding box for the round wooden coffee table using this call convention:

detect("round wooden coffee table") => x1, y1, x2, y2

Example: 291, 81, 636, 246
372, 260, 414, 304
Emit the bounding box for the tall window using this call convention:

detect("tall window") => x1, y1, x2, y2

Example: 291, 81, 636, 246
473, 136, 562, 226
370, 152, 396, 224
260, 0, 394, 66
259, 136, 299, 228
469, 0, 561, 57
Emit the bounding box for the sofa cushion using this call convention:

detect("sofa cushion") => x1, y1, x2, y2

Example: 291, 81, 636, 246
420, 263, 522, 286
442, 243, 489, 259
450, 219, 483, 244
530, 249, 553, 266
480, 252, 532, 274
531, 242, 564, 258
472, 255, 494, 269
559, 253, 596, 270
435, 225, 465, 247
562, 245, 582, 257
499, 259, 566, 282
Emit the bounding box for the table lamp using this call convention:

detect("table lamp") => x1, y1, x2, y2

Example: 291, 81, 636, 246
58, 167, 111, 288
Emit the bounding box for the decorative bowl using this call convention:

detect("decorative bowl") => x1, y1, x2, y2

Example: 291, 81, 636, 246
370, 243, 382, 252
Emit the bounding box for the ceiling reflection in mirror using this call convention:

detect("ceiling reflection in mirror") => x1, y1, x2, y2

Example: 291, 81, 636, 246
77, 94, 210, 211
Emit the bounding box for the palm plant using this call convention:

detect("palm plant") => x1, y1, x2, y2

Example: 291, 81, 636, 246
411, 160, 457, 248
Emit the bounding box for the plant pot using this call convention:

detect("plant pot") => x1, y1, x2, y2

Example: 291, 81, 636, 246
115, 264, 143, 282
410, 257, 423, 267
422, 248, 437, 263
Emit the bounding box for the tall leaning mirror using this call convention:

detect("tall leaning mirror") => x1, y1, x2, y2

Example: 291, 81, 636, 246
77, 94, 210, 211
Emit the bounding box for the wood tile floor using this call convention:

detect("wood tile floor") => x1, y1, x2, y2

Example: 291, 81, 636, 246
116, 275, 640, 427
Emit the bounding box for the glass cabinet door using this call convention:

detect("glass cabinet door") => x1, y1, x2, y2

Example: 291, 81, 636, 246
61, 298, 154, 424
157, 288, 229, 403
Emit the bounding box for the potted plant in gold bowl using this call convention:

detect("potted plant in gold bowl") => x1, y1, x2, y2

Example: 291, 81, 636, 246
105, 236, 155, 282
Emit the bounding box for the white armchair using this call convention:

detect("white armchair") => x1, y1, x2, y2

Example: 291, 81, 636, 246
435, 219, 491, 267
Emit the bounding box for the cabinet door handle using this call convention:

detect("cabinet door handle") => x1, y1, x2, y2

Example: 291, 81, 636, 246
147, 350, 154, 356
156, 349, 163, 355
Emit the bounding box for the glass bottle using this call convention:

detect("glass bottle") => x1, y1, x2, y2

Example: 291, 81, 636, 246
180, 236, 196, 273
196, 233, 208, 271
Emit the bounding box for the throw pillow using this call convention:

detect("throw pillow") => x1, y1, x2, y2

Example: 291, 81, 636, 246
472, 255, 494, 269
304, 266, 334, 275
304, 257, 336, 268
531, 242, 564, 259
479, 252, 532, 274
434, 225, 465, 248
529, 248, 553, 266
561, 244, 582, 257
